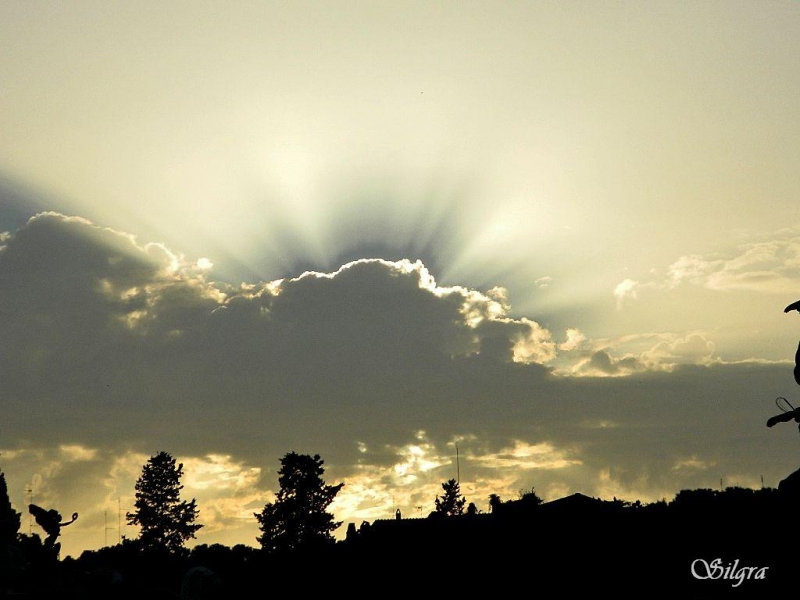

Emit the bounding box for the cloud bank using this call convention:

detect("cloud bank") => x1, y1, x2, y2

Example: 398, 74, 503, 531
616, 234, 800, 302
0, 213, 791, 556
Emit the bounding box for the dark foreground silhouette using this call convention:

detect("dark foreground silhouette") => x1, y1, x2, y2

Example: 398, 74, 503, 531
27, 503, 78, 558
766, 396, 800, 430
3, 486, 795, 598
784, 299, 800, 386
765, 302, 800, 431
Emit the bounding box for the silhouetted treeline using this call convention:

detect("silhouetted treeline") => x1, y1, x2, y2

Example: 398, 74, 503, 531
1, 446, 793, 597
4, 483, 794, 597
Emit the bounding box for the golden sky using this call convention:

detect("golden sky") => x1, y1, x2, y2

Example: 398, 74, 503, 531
1, 1, 799, 557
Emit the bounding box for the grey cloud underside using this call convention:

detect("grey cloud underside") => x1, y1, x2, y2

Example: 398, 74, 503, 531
1, 214, 790, 493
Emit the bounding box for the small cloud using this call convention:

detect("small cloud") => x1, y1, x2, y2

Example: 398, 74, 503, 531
667, 254, 717, 286
534, 276, 552, 288
59, 445, 98, 462
642, 333, 716, 370
485, 286, 508, 303
472, 441, 581, 471
628, 232, 800, 296
196, 257, 213, 270
582, 349, 644, 377
613, 278, 639, 309
564, 331, 719, 376
671, 456, 716, 472
558, 328, 586, 352
181, 454, 261, 492
391, 433, 448, 483
510, 318, 557, 364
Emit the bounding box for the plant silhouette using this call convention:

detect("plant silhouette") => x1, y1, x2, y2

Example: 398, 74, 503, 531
126, 450, 202, 552
434, 478, 466, 516
0, 471, 20, 546
255, 452, 343, 553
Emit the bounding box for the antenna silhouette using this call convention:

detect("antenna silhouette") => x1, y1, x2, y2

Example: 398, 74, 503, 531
25, 485, 33, 534
456, 444, 460, 484
104, 510, 114, 547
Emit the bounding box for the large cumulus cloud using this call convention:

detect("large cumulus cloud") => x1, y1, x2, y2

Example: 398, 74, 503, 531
0, 213, 558, 456
0, 213, 793, 556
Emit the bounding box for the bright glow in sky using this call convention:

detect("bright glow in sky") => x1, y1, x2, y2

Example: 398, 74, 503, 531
2, 1, 800, 557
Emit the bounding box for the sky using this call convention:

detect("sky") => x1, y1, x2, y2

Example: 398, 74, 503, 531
1, 1, 800, 557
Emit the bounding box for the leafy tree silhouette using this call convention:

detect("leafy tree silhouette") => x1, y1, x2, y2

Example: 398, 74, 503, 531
255, 452, 344, 553
126, 451, 202, 552
488, 493, 502, 514
489, 494, 503, 514
435, 478, 466, 516
517, 486, 543, 507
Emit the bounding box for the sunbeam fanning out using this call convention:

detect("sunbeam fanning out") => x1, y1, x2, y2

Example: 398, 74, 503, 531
1, 2, 800, 572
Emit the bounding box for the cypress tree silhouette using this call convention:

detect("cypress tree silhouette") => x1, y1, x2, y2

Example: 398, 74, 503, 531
127, 451, 202, 552
435, 478, 466, 516
255, 452, 343, 553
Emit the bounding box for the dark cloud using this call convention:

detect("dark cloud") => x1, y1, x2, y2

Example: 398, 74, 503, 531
1, 213, 792, 520
579, 349, 645, 376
